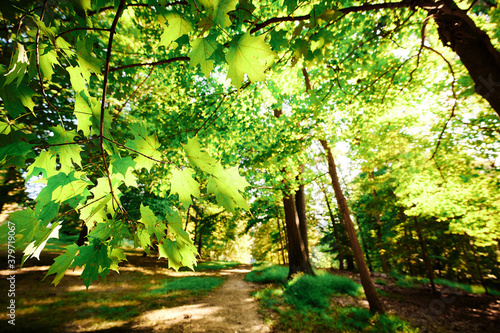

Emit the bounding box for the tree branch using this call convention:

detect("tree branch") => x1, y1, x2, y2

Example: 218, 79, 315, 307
250, 1, 413, 34
110, 56, 190, 72
99, 0, 126, 212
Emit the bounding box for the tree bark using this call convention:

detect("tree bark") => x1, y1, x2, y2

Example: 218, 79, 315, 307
465, 233, 489, 294
283, 194, 315, 278
374, 213, 389, 273
427, 0, 500, 117
413, 216, 437, 294
295, 183, 310, 257
320, 139, 384, 313
276, 210, 287, 265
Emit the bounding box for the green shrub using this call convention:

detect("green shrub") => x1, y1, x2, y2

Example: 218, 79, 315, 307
285, 273, 361, 310
245, 264, 288, 284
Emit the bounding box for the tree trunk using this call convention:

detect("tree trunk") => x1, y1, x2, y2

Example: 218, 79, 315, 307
358, 229, 373, 273
295, 183, 310, 258
276, 210, 287, 266
404, 227, 415, 276
77, 221, 88, 247
413, 216, 437, 294
320, 139, 384, 313
427, 0, 500, 117
322, 189, 345, 270
283, 194, 315, 278
465, 233, 489, 294
374, 213, 389, 273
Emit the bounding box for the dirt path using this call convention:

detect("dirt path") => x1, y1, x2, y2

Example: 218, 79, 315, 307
130, 265, 271, 332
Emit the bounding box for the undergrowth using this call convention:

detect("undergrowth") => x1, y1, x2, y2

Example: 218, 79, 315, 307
247, 264, 417, 332
149, 276, 224, 295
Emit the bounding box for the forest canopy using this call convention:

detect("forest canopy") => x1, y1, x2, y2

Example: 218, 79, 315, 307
0, 0, 499, 292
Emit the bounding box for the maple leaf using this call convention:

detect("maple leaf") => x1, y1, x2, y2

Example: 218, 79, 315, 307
66, 65, 89, 93
23, 223, 62, 263
226, 32, 276, 88
189, 35, 218, 78
208, 165, 250, 212
198, 0, 238, 28
158, 239, 183, 270
110, 154, 138, 187
182, 136, 217, 174
47, 126, 83, 170
26, 150, 58, 181
127, 125, 162, 172
4, 43, 29, 87
159, 13, 193, 49
72, 241, 112, 288
166, 211, 192, 245
170, 167, 200, 210
43, 244, 79, 286
139, 204, 166, 241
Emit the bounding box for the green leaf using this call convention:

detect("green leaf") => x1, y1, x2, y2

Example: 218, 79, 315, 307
226, 32, 276, 88
127, 125, 162, 172
0, 121, 11, 135
39, 46, 60, 80
198, 0, 238, 28
159, 13, 193, 49
73, 241, 112, 288
166, 211, 192, 245
67, 65, 89, 93
23, 222, 62, 263
74, 91, 95, 136
182, 136, 218, 174
36, 171, 91, 212
47, 126, 83, 170
170, 167, 200, 209
0, 140, 35, 167
189, 35, 218, 78
208, 164, 250, 212
4, 43, 29, 87
139, 203, 167, 241
44, 244, 79, 286
26, 150, 58, 181
76, 35, 102, 75
110, 154, 138, 187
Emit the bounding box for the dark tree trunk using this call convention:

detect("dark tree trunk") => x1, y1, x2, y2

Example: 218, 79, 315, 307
283, 194, 315, 278
322, 189, 345, 270
320, 139, 384, 313
465, 233, 489, 294
427, 0, 500, 117
295, 184, 310, 257
413, 216, 437, 294
77, 222, 88, 247
276, 210, 287, 265
404, 227, 415, 276
374, 213, 389, 273
359, 230, 373, 273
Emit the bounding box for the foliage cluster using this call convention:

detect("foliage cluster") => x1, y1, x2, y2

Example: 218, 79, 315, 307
252, 286, 416, 332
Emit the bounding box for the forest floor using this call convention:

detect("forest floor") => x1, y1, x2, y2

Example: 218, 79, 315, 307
0, 251, 499, 332
328, 268, 500, 333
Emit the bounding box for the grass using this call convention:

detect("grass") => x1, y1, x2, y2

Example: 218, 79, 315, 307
149, 276, 224, 295
0, 255, 231, 332
247, 264, 417, 332
244, 262, 288, 284
191, 260, 241, 271
391, 274, 500, 296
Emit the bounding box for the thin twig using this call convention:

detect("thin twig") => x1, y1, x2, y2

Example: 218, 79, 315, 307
99, 0, 126, 213
103, 136, 166, 165
425, 45, 457, 161
110, 57, 190, 72
35, 1, 65, 129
